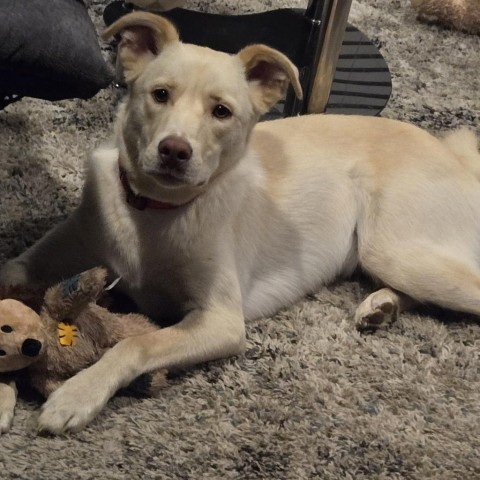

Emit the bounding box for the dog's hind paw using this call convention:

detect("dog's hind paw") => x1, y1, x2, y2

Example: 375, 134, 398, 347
355, 289, 399, 332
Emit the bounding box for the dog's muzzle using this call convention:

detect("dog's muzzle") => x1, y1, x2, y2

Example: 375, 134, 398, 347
158, 135, 192, 174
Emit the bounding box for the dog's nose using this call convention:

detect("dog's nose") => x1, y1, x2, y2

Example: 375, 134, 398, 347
21, 338, 42, 357
158, 136, 192, 172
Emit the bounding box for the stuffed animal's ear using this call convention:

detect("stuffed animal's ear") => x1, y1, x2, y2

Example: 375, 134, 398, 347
43, 268, 109, 321
237, 44, 303, 115
102, 12, 179, 83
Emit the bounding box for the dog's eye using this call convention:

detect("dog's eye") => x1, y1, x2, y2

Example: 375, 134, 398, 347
212, 104, 232, 119
1, 325, 12, 333
152, 88, 169, 103
0, 350, 5, 356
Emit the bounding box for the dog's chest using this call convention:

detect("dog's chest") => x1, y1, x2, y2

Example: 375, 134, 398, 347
105, 212, 180, 280
101, 200, 208, 309
93, 165, 189, 285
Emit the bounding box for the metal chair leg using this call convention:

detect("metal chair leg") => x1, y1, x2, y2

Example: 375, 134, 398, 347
307, 0, 353, 113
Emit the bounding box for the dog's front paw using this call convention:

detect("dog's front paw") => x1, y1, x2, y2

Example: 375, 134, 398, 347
37, 370, 111, 434
0, 260, 30, 287
355, 290, 399, 331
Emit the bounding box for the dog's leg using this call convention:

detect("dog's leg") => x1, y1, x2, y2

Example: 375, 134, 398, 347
355, 288, 416, 331
37, 299, 245, 433
0, 379, 17, 434
360, 244, 480, 318
0, 212, 100, 287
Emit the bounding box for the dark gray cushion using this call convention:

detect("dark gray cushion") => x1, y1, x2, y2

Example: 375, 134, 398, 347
0, 0, 114, 103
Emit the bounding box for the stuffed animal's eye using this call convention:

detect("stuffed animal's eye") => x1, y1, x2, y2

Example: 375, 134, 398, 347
152, 88, 169, 103
0, 350, 6, 356
1, 325, 13, 333
212, 104, 232, 119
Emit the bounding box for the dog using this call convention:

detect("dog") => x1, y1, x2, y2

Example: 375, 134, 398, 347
0, 12, 479, 434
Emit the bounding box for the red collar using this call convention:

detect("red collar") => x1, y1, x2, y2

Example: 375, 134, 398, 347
119, 165, 187, 211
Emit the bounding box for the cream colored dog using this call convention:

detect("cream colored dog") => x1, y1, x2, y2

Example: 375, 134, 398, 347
0, 12, 479, 434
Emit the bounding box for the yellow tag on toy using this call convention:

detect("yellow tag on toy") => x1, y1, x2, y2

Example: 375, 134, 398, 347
58, 322, 78, 346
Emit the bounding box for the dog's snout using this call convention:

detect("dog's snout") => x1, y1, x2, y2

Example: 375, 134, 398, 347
158, 136, 192, 172
21, 338, 42, 357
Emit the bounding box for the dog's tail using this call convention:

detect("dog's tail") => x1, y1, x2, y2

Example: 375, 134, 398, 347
442, 127, 480, 180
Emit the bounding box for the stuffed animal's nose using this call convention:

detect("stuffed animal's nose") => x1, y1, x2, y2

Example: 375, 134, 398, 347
158, 135, 192, 172
21, 338, 42, 357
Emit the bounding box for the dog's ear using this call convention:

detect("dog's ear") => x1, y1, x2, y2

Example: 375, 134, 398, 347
102, 12, 179, 83
237, 44, 303, 114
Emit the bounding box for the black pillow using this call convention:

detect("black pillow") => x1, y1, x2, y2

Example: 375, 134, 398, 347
0, 0, 114, 105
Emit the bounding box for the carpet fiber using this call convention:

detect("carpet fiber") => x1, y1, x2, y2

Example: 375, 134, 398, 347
1, 1, 479, 478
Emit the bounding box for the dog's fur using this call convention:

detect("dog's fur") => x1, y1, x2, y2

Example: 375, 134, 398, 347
0, 12, 479, 434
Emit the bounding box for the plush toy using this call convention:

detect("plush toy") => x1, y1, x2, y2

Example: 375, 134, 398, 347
0, 268, 166, 404
411, 0, 480, 34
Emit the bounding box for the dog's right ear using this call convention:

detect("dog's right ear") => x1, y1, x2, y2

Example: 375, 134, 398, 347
102, 12, 179, 83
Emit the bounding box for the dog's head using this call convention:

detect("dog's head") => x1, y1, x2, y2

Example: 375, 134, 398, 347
103, 12, 302, 204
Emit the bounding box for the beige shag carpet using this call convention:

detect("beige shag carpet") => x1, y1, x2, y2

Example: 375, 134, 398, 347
0, 1, 479, 478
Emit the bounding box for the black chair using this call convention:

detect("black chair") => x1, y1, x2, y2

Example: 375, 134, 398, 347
104, 0, 392, 119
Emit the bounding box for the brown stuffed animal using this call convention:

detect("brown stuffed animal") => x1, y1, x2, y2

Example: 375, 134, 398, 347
411, 0, 480, 34
0, 268, 166, 410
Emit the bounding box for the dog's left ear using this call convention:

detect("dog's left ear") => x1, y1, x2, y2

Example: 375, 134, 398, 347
237, 44, 303, 114
102, 12, 179, 83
